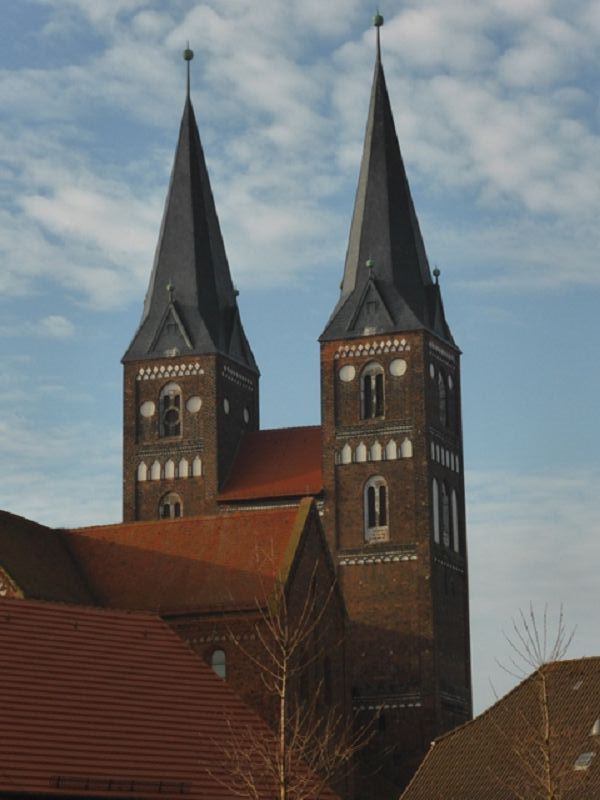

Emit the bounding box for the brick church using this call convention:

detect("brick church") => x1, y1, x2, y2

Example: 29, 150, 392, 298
0, 20, 471, 800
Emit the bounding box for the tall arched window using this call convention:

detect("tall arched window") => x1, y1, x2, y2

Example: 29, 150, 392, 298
361, 362, 384, 419
451, 490, 459, 553
211, 649, 226, 679
441, 482, 450, 548
159, 382, 182, 437
432, 478, 440, 543
159, 492, 182, 520
364, 476, 389, 542
438, 372, 447, 427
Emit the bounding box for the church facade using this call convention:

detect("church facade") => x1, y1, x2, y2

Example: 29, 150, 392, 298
118, 22, 472, 797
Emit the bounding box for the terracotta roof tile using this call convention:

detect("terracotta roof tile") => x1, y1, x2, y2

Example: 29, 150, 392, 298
0, 510, 94, 604
64, 503, 309, 614
0, 597, 336, 800
219, 426, 323, 501
401, 658, 600, 799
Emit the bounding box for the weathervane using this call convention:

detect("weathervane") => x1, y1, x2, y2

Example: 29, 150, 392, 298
183, 42, 194, 98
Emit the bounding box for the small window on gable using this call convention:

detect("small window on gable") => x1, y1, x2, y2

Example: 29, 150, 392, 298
159, 382, 182, 437
211, 649, 226, 680
361, 362, 384, 419
159, 492, 182, 520
364, 476, 389, 543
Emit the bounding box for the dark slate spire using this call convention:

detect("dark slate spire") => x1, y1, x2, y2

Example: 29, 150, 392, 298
124, 49, 257, 370
320, 18, 454, 346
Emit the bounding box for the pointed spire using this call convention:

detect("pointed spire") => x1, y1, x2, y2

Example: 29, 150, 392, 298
123, 50, 257, 370
320, 17, 454, 345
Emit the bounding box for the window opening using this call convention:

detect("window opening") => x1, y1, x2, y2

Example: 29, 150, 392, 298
364, 476, 389, 542
441, 483, 450, 548
211, 649, 226, 679
159, 492, 183, 520
159, 382, 182, 437
438, 371, 448, 427
361, 362, 385, 419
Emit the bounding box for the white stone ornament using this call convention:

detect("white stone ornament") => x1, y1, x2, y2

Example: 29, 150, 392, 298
339, 365, 356, 382
389, 358, 407, 377
186, 396, 202, 413
140, 401, 156, 418
243, 407, 250, 423
223, 398, 230, 414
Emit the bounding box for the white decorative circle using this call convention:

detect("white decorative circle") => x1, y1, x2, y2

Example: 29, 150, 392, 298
186, 396, 202, 413
339, 365, 356, 383
243, 407, 250, 424
389, 358, 408, 377
223, 398, 230, 414
140, 401, 156, 418
429, 363, 435, 379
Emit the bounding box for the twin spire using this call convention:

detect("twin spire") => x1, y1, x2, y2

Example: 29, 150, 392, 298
320, 14, 454, 345
123, 45, 257, 369
125, 18, 454, 368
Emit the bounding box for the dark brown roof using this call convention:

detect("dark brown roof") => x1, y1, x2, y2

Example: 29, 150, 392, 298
219, 426, 323, 502
401, 658, 600, 800
0, 597, 337, 800
0, 510, 94, 604
64, 501, 312, 614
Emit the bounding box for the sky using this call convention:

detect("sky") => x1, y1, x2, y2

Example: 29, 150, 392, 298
0, 0, 598, 714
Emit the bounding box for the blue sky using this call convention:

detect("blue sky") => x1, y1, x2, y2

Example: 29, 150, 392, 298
0, 0, 598, 713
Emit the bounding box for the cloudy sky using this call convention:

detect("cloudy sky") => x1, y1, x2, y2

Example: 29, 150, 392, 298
0, 0, 598, 713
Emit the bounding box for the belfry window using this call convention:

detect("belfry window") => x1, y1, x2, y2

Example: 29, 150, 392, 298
361, 362, 384, 419
159, 492, 182, 520
159, 382, 182, 437
364, 476, 389, 542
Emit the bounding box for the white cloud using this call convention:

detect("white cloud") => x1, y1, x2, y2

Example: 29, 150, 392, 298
37, 315, 75, 338
468, 468, 600, 711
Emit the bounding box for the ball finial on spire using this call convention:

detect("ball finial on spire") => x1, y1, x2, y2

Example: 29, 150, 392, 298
373, 11, 384, 27
183, 43, 194, 62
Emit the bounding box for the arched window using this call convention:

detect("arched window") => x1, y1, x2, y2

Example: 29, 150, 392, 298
137, 462, 147, 482
159, 492, 182, 520
441, 483, 450, 548
211, 649, 226, 679
364, 476, 389, 542
159, 382, 182, 437
361, 362, 384, 419
451, 490, 459, 553
438, 372, 447, 427
432, 478, 440, 543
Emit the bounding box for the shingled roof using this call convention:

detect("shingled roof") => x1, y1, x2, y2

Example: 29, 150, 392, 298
401, 658, 600, 800
219, 426, 323, 502
0, 597, 337, 800
63, 500, 314, 614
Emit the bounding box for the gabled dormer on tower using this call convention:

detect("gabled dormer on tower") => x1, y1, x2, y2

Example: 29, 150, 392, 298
123, 49, 259, 522
319, 18, 471, 798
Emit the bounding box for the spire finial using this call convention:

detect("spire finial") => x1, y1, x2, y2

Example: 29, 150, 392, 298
373, 11, 384, 60
183, 42, 194, 98
433, 267, 441, 285
166, 281, 175, 301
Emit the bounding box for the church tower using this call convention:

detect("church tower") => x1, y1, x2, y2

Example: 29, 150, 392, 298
122, 49, 258, 522
320, 19, 471, 795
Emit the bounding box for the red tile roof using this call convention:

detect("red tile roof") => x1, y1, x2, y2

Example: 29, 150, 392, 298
0, 597, 337, 800
219, 426, 323, 501
64, 502, 310, 614
0, 510, 94, 604
401, 658, 600, 800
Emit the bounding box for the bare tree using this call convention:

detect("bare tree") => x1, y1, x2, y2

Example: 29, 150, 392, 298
489, 603, 577, 800
212, 565, 372, 800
